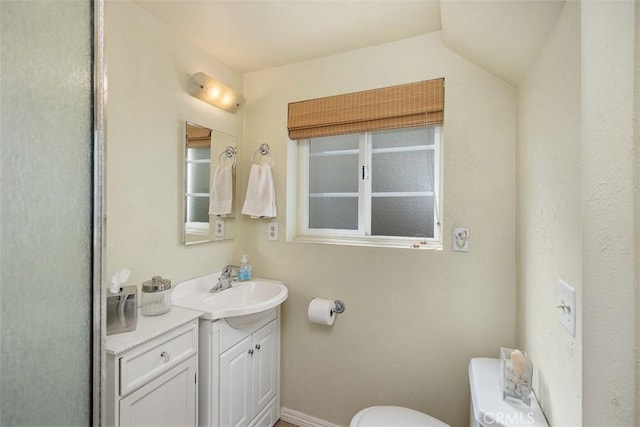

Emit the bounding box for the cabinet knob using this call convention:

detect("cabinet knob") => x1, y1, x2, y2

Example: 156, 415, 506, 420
255, 344, 261, 350
160, 351, 170, 362
248, 349, 254, 355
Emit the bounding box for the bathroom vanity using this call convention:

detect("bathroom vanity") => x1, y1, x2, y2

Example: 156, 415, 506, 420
171, 274, 287, 427
105, 307, 202, 427
198, 308, 281, 427
94, 274, 290, 426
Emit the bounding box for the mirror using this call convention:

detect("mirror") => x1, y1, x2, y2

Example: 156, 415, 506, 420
184, 121, 237, 245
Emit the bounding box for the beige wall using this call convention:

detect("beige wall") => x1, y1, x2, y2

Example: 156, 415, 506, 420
519, 1, 639, 425
581, 1, 637, 424
105, 1, 241, 287
636, 2, 640, 421
516, 2, 582, 424
240, 33, 516, 426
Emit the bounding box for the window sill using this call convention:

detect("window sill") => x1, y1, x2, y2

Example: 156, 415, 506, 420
290, 234, 443, 250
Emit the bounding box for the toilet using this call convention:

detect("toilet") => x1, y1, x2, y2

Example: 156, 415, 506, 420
350, 405, 449, 427
351, 357, 550, 427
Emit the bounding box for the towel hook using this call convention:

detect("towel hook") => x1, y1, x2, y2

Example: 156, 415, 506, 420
251, 143, 272, 164
217, 146, 237, 166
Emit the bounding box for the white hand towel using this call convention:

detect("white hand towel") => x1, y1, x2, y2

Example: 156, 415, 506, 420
242, 163, 277, 218
208, 164, 234, 216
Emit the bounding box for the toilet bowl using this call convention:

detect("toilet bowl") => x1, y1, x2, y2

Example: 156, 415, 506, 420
350, 405, 449, 427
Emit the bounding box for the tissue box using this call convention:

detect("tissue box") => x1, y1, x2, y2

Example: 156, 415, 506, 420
106, 285, 138, 336
499, 347, 533, 406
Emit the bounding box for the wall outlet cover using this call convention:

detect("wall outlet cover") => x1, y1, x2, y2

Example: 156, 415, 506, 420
268, 222, 279, 241
214, 219, 225, 238
558, 279, 576, 337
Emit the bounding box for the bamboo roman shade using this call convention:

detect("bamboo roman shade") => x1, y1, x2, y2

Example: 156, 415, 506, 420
287, 78, 444, 140
186, 124, 211, 149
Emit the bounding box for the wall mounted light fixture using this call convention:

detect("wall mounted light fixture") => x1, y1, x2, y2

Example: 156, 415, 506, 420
187, 72, 243, 113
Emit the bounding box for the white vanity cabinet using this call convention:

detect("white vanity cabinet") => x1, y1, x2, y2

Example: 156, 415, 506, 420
106, 307, 203, 427
199, 308, 281, 427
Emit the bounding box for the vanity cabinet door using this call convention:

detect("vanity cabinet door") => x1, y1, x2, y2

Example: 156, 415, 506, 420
119, 355, 197, 427
252, 320, 277, 415
220, 336, 253, 427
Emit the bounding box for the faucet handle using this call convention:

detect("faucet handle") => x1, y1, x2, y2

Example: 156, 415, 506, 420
221, 265, 239, 277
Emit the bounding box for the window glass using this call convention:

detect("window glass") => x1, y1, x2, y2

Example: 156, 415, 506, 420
372, 126, 434, 149
309, 154, 359, 193
371, 196, 434, 238
187, 146, 211, 160
309, 197, 359, 230
187, 163, 210, 194
186, 197, 209, 223
299, 125, 441, 247
372, 150, 433, 193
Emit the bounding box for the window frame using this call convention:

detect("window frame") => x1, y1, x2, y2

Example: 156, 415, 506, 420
293, 126, 443, 250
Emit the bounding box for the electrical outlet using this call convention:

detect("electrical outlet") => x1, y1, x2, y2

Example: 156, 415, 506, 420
214, 219, 225, 238
267, 222, 279, 241
558, 279, 576, 337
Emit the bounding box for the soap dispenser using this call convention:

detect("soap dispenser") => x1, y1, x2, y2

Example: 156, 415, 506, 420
238, 254, 252, 281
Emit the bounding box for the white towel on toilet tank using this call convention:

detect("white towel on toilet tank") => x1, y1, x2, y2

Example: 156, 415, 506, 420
242, 163, 276, 218
208, 164, 234, 216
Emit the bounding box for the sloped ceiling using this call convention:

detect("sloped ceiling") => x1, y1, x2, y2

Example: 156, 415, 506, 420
131, 0, 564, 85
440, 0, 565, 85
132, 0, 442, 74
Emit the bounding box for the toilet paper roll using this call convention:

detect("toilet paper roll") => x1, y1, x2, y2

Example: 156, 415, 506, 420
307, 298, 336, 326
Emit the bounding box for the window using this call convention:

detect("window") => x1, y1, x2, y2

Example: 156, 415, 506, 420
294, 125, 442, 248
287, 78, 444, 249
185, 145, 211, 225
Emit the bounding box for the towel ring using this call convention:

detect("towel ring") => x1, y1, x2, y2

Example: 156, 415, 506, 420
217, 146, 237, 166
251, 143, 272, 164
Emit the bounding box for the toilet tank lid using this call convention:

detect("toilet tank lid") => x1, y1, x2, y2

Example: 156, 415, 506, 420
468, 358, 548, 427
351, 406, 449, 427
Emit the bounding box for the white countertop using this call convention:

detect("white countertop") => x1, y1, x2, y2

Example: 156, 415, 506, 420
106, 306, 203, 355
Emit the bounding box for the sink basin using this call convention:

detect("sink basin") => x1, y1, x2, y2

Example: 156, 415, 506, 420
172, 275, 288, 323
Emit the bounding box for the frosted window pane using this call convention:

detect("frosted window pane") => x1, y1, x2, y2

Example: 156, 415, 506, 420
187, 147, 211, 161
309, 155, 359, 193
1, 1, 92, 425
187, 163, 210, 193
310, 134, 359, 152
309, 197, 358, 230
187, 196, 210, 222
309, 137, 359, 193
372, 127, 434, 149
372, 150, 434, 193
371, 197, 434, 238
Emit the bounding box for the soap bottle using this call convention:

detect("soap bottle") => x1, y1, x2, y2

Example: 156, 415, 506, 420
238, 254, 252, 281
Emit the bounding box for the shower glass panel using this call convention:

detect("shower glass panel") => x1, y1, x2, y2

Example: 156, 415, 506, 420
1, 1, 93, 425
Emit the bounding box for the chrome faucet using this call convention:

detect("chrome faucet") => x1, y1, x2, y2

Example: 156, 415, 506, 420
210, 265, 239, 293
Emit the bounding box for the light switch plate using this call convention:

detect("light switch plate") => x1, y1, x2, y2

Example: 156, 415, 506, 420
558, 279, 576, 337
214, 219, 225, 238
452, 227, 470, 252
268, 222, 279, 241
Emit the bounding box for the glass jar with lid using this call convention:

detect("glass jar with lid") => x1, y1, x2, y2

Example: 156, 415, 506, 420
141, 276, 172, 316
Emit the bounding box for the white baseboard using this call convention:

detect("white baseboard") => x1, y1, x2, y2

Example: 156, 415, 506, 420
280, 407, 343, 427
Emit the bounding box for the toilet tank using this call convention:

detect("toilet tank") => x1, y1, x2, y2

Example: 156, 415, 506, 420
468, 358, 548, 427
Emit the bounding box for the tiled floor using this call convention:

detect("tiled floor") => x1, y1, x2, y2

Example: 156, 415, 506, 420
275, 420, 298, 427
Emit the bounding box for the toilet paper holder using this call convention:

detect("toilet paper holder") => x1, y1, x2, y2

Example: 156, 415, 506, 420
331, 299, 346, 315
310, 298, 346, 315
